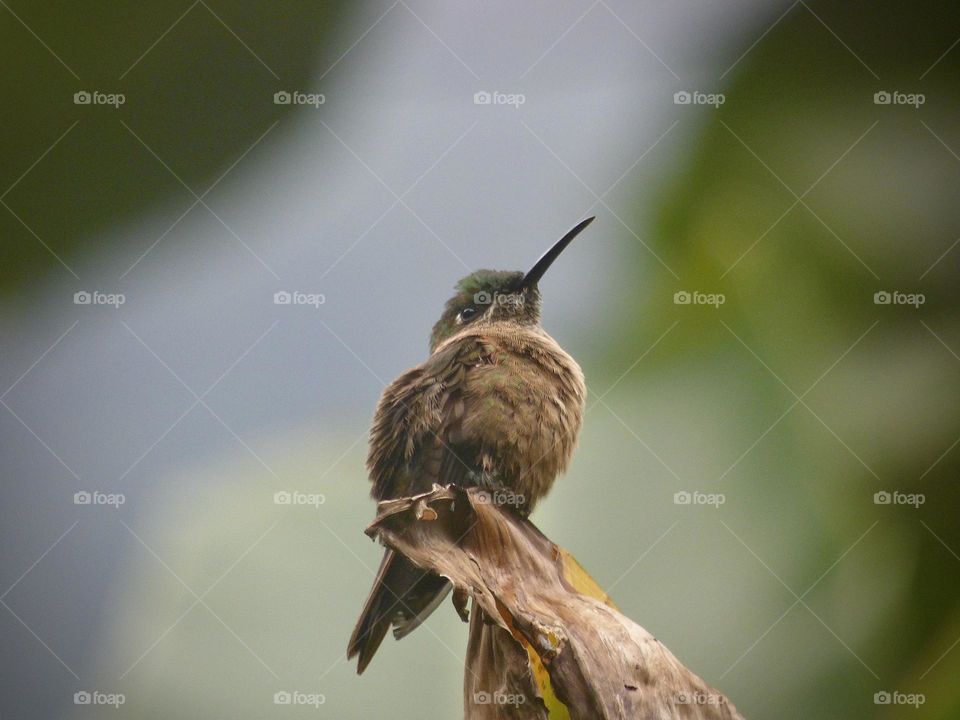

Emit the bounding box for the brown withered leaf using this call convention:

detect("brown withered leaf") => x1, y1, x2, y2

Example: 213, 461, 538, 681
366, 485, 745, 720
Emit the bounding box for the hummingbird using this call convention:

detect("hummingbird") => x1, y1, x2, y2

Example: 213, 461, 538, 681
347, 217, 594, 674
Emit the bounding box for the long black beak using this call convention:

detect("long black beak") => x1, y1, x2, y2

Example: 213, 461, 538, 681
520, 216, 595, 289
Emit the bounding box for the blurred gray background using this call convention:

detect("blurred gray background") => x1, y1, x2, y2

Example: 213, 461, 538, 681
2, 1, 959, 718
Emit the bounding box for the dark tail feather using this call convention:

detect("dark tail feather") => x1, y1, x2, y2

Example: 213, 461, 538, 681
347, 550, 395, 674
347, 548, 450, 674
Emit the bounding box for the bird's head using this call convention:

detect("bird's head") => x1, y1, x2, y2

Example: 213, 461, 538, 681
429, 217, 594, 352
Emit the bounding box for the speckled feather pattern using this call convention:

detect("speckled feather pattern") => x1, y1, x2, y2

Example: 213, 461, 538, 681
367, 322, 585, 512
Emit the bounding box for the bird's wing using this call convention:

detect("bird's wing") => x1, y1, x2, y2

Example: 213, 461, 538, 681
348, 337, 497, 673
366, 335, 497, 501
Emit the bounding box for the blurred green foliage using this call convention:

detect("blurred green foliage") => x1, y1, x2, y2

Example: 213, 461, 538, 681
623, 2, 960, 717
1, 0, 349, 296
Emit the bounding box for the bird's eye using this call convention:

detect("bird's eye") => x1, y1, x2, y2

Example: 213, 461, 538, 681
457, 307, 477, 323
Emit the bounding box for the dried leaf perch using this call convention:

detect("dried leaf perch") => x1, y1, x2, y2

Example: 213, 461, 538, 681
367, 485, 744, 720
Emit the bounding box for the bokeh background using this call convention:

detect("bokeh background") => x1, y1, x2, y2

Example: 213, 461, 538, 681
2, 1, 958, 718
